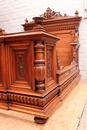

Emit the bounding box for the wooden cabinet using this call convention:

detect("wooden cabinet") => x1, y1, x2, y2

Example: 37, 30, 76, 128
0, 8, 81, 124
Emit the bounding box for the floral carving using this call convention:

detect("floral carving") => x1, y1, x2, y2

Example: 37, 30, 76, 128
47, 52, 51, 77
18, 55, 24, 77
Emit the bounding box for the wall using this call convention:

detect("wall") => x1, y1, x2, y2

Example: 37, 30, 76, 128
79, 18, 87, 80
0, 0, 87, 80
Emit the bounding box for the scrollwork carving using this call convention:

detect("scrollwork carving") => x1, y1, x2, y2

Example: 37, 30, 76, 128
40, 7, 62, 19
40, 7, 68, 20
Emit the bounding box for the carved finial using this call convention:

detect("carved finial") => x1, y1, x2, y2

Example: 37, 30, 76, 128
32, 17, 44, 25
64, 14, 68, 17
32, 17, 45, 31
25, 18, 29, 24
0, 28, 5, 35
75, 10, 79, 16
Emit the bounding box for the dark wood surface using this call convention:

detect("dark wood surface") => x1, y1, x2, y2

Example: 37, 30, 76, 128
0, 8, 81, 124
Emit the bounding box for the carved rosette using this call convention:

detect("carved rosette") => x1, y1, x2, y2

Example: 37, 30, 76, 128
34, 41, 45, 93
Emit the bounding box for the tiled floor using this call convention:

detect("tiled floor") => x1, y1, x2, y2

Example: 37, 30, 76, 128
0, 81, 87, 130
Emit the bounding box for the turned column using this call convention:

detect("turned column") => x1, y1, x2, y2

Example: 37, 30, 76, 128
71, 27, 80, 65
34, 40, 45, 93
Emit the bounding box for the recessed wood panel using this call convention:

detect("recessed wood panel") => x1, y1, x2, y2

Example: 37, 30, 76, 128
7, 42, 33, 93
0, 43, 6, 91
0, 45, 1, 82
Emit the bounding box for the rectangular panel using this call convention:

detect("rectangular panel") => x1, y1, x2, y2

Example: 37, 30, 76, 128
46, 45, 57, 90
0, 43, 6, 91
7, 42, 33, 94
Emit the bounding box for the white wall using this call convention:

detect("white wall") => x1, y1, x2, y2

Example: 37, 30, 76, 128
0, 0, 87, 80
79, 18, 87, 80
0, 0, 84, 33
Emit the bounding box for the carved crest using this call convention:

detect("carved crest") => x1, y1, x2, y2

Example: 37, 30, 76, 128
40, 7, 68, 20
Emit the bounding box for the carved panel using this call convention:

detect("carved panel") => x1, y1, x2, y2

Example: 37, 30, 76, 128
17, 54, 25, 78
47, 51, 52, 77
7, 42, 32, 91
0, 43, 6, 90
15, 52, 26, 80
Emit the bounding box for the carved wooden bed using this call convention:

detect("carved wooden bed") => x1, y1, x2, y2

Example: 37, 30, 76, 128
0, 7, 81, 124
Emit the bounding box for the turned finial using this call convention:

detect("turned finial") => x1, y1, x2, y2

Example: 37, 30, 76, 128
25, 18, 29, 24
75, 10, 79, 16
32, 16, 45, 31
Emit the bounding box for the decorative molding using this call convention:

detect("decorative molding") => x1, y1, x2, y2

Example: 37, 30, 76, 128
22, 7, 81, 32
53, 31, 73, 35
45, 27, 75, 32
0, 93, 7, 100
7, 87, 59, 107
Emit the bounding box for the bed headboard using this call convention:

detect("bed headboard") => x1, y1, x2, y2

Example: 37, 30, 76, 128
22, 7, 81, 67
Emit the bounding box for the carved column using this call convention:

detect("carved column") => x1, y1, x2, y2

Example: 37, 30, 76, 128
34, 40, 45, 93
56, 50, 60, 70
71, 27, 80, 64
